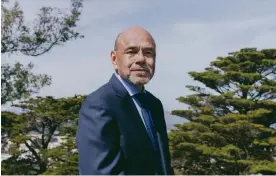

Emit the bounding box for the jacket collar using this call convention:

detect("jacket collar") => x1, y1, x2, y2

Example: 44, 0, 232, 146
109, 73, 146, 99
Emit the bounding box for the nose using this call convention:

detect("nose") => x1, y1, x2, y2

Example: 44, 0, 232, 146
136, 50, 146, 63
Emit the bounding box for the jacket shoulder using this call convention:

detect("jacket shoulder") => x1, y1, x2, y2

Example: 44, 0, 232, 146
83, 82, 118, 106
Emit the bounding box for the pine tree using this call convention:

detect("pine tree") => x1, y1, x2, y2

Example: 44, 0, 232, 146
1, 95, 86, 175
169, 48, 276, 175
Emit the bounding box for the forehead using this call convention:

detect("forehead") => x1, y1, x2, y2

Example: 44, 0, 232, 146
118, 32, 155, 49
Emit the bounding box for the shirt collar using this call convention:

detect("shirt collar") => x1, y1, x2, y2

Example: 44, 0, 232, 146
115, 72, 145, 96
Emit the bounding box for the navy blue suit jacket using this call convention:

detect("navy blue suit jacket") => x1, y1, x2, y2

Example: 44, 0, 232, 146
76, 74, 174, 175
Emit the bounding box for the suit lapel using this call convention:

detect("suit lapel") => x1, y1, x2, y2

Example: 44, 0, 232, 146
120, 94, 152, 145
109, 74, 153, 147
147, 95, 161, 133
147, 95, 168, 175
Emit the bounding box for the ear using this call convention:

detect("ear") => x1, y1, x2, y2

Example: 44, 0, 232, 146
110, 50, 118, 70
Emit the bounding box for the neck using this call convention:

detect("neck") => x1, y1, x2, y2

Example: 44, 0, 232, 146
115, 72, 145, 91
136, 84, 144, 91
125, 77, 144, 91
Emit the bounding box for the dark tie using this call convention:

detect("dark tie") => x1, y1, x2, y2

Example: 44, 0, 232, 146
134, 92, 164, 174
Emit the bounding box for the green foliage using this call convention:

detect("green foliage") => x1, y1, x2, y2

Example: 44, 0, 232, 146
1, 156, 39, 175
1, 0, 84, 56
1, 1, 85, 174
1, 0, 84, 105
1, 62, 51, 105
170, 48, 276, 175
42, 138, 79, 175
1, 95, 86, 175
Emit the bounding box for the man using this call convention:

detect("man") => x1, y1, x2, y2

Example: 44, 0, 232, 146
76, 26, 174, 175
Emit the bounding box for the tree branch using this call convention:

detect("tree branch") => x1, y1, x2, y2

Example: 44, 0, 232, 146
22, 33, 61, 56
24, 141, 41, 163
42, 123, 45, 147
44, 125, 57, 149
29, 138, 41, 149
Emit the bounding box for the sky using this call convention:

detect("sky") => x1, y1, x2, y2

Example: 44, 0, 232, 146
2, 0, 276, 112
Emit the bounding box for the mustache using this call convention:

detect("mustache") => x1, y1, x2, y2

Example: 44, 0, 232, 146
130, 67, 150, 72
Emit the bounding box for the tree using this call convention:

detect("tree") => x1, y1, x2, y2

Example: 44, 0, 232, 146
1, 62, 51, 105
1, 0, 84, 105
1, 1, 85, 174
169, 48, 276, 175
1, 95, 86, 175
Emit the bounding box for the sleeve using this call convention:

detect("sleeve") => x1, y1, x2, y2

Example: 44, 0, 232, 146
76, 98, 125, 175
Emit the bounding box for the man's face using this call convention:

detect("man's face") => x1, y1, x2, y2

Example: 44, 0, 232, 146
111, 30, 156, 89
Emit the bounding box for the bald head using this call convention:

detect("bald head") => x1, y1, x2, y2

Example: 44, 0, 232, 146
114, 26, 156, 51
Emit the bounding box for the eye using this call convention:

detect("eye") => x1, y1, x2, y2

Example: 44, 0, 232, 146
126, 50, 136, 54
144, 51, 155, 56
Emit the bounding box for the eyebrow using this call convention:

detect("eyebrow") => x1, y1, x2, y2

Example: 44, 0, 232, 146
125, 46, 155, 51
125, 46, 139, 51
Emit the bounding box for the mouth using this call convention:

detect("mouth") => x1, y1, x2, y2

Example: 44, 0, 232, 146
132, 69, 148, 72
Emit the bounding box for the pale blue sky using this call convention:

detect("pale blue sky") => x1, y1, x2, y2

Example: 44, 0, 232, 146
3, 0, 276, 111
